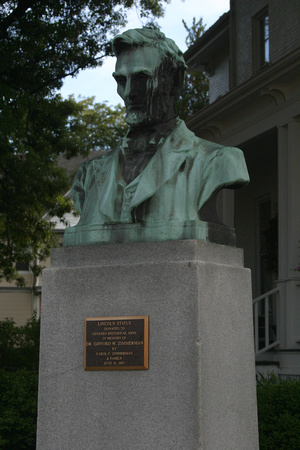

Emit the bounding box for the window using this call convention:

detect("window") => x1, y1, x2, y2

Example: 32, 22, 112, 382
260, 14, 269, 65
252, 8, 270, 72
16, 261, 30, 272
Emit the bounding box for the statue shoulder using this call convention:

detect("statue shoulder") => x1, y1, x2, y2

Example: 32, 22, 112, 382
170, 124, 248, 183
214, 145, 249, 184
75, 147, 118, 175
176, 123, 228, 156
192, 135, 247, 171
203, 142, 249, 186
84, 148, 116, 165
171, 121, 223, 156
192, 134, 229, 155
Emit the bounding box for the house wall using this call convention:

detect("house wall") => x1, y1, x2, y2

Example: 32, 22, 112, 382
0, 271, 35, 325
0, 265, 41, 325
209, 48, 230, 103
0, 291, 34, 326
270, 0, 300, 62
186, 0, 300, 371
234, 0, 258, 86
233, 0, 300, 87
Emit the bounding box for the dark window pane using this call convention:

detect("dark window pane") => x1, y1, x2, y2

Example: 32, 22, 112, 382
16, 261, 30, 271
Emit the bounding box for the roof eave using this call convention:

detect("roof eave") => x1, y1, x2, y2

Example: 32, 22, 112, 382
184, 11, 230, 70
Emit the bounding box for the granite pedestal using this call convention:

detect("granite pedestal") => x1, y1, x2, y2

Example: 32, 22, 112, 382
37, 240, 259, 449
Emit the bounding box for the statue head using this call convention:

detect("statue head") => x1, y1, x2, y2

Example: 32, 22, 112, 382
112, 28, 187, 128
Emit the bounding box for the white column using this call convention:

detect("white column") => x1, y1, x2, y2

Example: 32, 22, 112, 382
277, 118, 300, 348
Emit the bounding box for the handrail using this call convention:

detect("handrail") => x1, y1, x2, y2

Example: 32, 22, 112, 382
253, 287, 280, 356
253, 287, 280, 304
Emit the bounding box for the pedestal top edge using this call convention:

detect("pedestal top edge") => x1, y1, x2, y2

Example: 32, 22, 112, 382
50, 240, 244, 269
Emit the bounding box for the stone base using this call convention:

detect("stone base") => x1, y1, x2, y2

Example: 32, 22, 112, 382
37, 240, 258, 450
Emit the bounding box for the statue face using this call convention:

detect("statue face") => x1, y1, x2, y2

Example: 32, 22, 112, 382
113, 46, 174, 127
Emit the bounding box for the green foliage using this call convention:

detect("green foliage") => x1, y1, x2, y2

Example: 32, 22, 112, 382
67, 96, 127, 155
0, 94, 81, 286
176, 70, 209, 121
0, 369, 38, 450
176, 17, 209, 120
0, 93, 127, 286
1, 0, 164, 284
257, 374, 300, 449
182, 16, 206, 47
0, 316, 40, 370
0, 316, 40, 448
0, 0, 166, 99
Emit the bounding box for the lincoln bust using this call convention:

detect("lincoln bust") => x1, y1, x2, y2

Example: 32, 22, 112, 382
63, 28, 249, 247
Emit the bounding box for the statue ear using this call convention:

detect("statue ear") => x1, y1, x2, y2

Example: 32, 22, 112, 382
171, 67, 185, 95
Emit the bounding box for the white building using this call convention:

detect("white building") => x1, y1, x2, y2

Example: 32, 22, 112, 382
2, 2, 300, 377
185, 0, 300, 377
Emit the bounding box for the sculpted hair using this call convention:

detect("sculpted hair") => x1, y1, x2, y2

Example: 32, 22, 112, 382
112, 28, 188, 73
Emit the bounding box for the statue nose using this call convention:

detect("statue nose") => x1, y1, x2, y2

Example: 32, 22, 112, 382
124, 78, 139, 102
124, 79, 132, 98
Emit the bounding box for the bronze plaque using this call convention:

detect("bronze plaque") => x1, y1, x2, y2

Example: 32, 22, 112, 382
84, 316, 149, 370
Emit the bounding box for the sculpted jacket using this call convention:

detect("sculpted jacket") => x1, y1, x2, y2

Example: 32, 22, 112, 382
64, 120, 249, 246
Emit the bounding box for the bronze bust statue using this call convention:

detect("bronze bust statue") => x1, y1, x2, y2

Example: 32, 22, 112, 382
63, 28, 249, 247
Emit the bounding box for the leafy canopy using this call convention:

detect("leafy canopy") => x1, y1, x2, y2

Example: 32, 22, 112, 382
67, 96, 127, 155
176, 17, 209, 120
0, 0, 166, 285
0, 0, 167, 98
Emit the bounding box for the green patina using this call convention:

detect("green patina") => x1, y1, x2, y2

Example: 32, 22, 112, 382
64, 29, 249, 248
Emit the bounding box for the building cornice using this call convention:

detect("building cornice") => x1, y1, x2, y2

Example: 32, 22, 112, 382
187, 48, 300, 131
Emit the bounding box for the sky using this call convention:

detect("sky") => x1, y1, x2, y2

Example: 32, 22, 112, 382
59, 0, 230, 106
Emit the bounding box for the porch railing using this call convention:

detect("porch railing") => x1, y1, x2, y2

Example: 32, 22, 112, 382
253, 287, 280, 356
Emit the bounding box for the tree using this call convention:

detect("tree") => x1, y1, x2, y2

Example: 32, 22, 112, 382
176, 17, 209, 120
0, 0, 166, 285
0, 316, 40, 449
67, 97, 127, 155
0, 315, 40, 370
0, 0, 166, 97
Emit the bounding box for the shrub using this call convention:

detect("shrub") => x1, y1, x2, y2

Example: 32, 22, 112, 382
0, 316, 40, 449
257, 374, 300, 449
0, 369, 38, 449
0, 315, 40, 370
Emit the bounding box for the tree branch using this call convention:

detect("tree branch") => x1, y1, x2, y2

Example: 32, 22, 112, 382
0, 0, 36, 38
